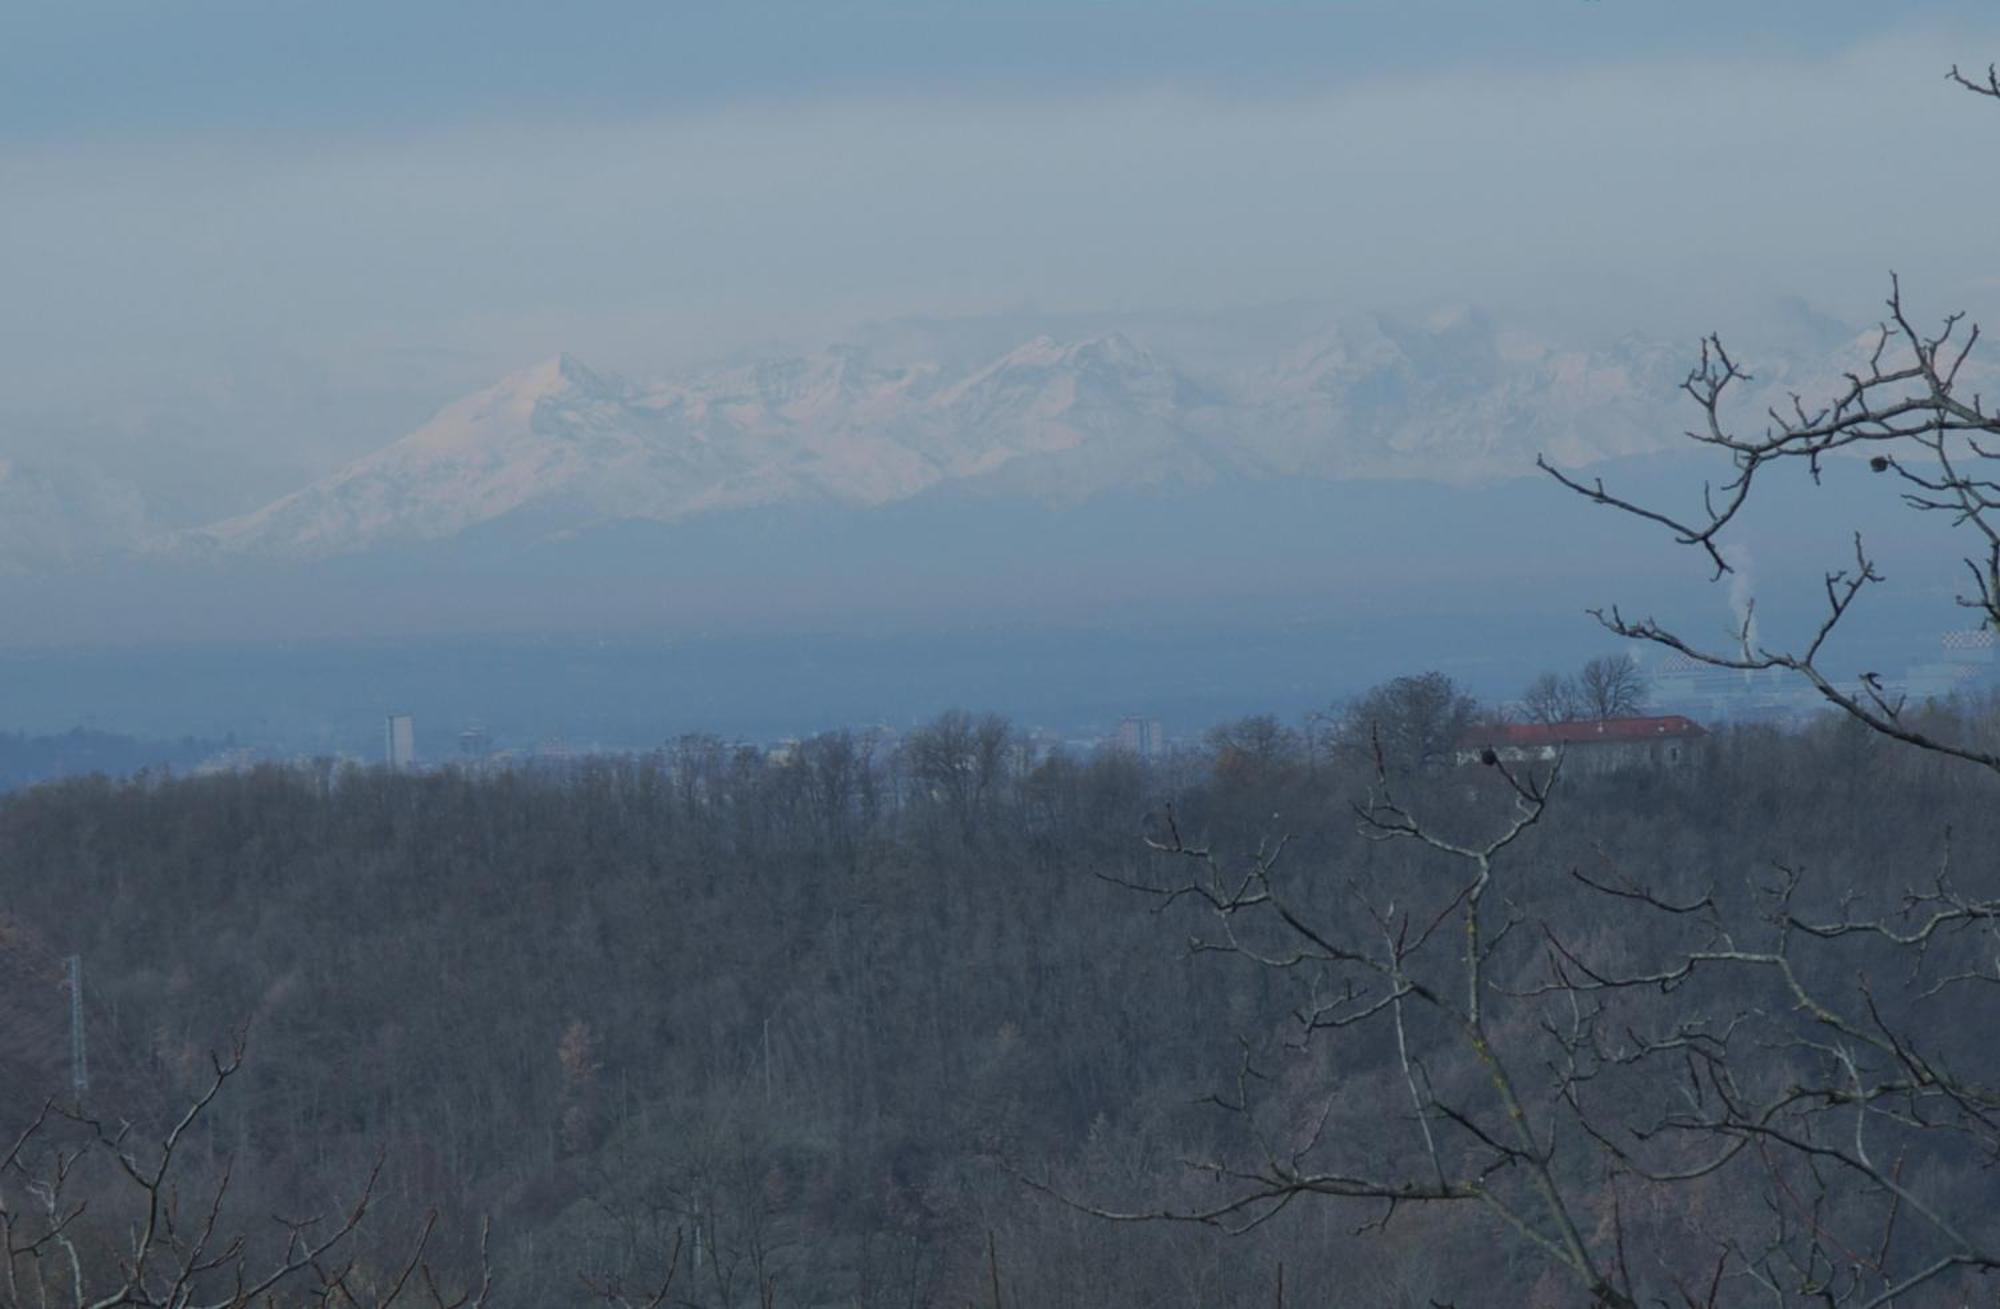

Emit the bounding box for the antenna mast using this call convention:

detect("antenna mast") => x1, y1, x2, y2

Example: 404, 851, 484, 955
65, 954, 88, 1098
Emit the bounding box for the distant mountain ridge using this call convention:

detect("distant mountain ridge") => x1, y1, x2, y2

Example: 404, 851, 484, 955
0, 304, 1953, 568
167, 309, 1745, 561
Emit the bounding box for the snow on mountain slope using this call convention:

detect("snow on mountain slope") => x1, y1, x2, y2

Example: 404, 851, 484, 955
177, 332, 1230, 558
1235, 310, 1689, 478
171, 311, 1907, 561
919, 333, 1225, 492
186, 355, 696, 556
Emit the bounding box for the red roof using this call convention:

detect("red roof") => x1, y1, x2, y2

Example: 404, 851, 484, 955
1468, 715, 1707, 748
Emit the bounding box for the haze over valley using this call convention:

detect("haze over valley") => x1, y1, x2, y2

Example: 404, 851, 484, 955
0, 300, 1980, 753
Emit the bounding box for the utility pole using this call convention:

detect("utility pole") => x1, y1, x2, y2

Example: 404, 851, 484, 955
65, 954, 87, 1099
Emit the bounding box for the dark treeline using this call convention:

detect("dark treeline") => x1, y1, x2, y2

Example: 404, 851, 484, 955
2, 698, 1998, 1305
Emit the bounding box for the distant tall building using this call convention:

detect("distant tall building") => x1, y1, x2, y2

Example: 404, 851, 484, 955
1115, 715, 1166, 759
385, 714, 416, 770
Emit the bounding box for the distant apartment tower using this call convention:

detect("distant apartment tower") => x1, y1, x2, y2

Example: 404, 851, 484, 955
1115, 715, 1166, 759
385, 714, 416, 770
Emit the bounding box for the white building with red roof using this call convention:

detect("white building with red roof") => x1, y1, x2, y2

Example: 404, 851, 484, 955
1458, 715, 1707, 773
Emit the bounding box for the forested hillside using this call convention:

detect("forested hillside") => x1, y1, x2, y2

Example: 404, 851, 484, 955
1, 703, 1997, 1305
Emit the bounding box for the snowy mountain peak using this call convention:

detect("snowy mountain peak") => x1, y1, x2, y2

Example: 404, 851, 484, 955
503, 352, 618, 403
978, 332, 1157, 376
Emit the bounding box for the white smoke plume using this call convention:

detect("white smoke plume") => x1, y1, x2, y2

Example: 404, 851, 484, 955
1723, 543, 1759, 662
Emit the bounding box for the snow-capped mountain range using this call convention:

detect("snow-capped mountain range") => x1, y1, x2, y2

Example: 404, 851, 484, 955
169, 310, 1722, 561
2, 306, 1946, 568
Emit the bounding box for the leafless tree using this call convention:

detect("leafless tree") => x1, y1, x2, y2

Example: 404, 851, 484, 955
1521, 670, 1583, 725
1519, 60, 2000, 1301
0, 1039, 493, 1308
1338, 672, 1478, 773
1538, 68, 2000, 768
1574, 654, 1648, 721
1079, 750, 1688, 1305
1522, 657, 1647, 725
1076, 60, 2000, 1309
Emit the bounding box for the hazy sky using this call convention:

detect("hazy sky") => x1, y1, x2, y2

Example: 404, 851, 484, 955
6, 2, 2000, 481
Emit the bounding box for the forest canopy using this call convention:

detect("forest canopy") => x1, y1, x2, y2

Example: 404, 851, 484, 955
1, 695, 1997, 1305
